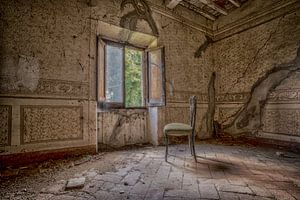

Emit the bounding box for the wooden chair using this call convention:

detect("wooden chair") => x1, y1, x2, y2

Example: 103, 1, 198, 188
164, 96, 197, 162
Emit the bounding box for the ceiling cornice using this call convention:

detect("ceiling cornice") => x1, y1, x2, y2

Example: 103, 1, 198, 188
213, 0, 300, 41
144, 0, 299, 41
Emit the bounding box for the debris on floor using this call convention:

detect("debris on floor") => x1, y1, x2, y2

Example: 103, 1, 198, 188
276, 151, 297, 158
1, 143, 299, 200
66, 177, 86, 189
74, 155, 92, 166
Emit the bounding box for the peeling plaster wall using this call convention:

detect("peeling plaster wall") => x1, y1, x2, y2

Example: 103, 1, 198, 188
160, 20, 213, 142
213, 4, 300, 143
91, 0, 213, 145
3, 0, 296, 152
0, 0, 213, 153
0, 0, 97, 154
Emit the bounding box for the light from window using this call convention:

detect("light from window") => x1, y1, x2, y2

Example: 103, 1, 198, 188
125, 48, 143, 107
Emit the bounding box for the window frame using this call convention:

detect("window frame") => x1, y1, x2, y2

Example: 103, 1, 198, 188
146, 46, 166, 107
104, 40, 125, 109
97, 36, 166, 110
102, 39, 146, 109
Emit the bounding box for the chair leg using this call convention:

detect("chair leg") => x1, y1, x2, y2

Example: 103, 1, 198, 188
188, 135, 193, 156
192, 134, 197, 162
165, 134, 169, 162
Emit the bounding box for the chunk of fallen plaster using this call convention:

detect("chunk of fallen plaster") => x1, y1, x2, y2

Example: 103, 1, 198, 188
66, 177, 86, 189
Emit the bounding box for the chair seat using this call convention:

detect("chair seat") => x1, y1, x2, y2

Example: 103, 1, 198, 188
164, 123, 192, 133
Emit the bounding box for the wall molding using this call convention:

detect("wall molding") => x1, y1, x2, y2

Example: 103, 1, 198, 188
168, 91, 208, 103
268, 88, 300, 103
216, 92, 250, 103
0, 76, 89, 100
168, 91, 249, 103
167, 88, 300, 104
0, 145, 96, 167
257, 131, 300, 143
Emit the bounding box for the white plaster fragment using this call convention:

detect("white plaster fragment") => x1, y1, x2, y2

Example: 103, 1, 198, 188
16, 55, 40, 91
66, 177, 86, 189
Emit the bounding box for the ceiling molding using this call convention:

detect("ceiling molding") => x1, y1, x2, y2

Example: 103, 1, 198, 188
213, 0, 300, 41
114, 0, 299, 41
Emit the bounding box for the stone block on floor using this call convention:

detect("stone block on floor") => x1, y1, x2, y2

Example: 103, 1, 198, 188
66, 177, 86, 190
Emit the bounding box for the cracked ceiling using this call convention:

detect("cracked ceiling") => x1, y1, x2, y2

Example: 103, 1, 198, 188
166, 0, 250, 21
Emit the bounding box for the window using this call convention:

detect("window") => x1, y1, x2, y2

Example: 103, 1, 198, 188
97, 37, 165, 109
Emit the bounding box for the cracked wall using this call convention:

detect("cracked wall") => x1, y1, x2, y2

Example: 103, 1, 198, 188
0, 0, 97, 155
0, 0, 213, 153
91, 0, 213, 145
200, 72, 216, 138
1, 0, 298, 155
98, 110, 148, 148
213, 8, 300, 142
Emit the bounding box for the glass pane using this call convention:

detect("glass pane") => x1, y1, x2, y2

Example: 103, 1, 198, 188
149, 49, 163, 101
105, 45, 123, 103
125, 48, 143, 107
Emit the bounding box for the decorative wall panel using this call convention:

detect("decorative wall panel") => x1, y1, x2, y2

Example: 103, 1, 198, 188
262, 108, 300, 136
21, 106, 83, 144
0, 105, 12, 146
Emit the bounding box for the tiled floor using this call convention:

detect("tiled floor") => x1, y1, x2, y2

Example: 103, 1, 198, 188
37, 144, 300, 200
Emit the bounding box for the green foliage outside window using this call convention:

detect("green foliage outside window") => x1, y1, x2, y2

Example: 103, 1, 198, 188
125, 48, 143, 107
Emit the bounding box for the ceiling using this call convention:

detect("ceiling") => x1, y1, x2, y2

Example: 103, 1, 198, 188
166, 0, 249, 21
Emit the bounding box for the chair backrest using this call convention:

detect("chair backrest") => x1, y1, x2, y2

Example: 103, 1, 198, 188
189, 96, 197, 132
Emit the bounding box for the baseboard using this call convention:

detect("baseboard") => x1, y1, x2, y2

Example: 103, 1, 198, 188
0, 145, 96, 169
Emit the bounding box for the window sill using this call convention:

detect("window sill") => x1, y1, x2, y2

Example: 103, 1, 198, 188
97, 107, 147, 113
